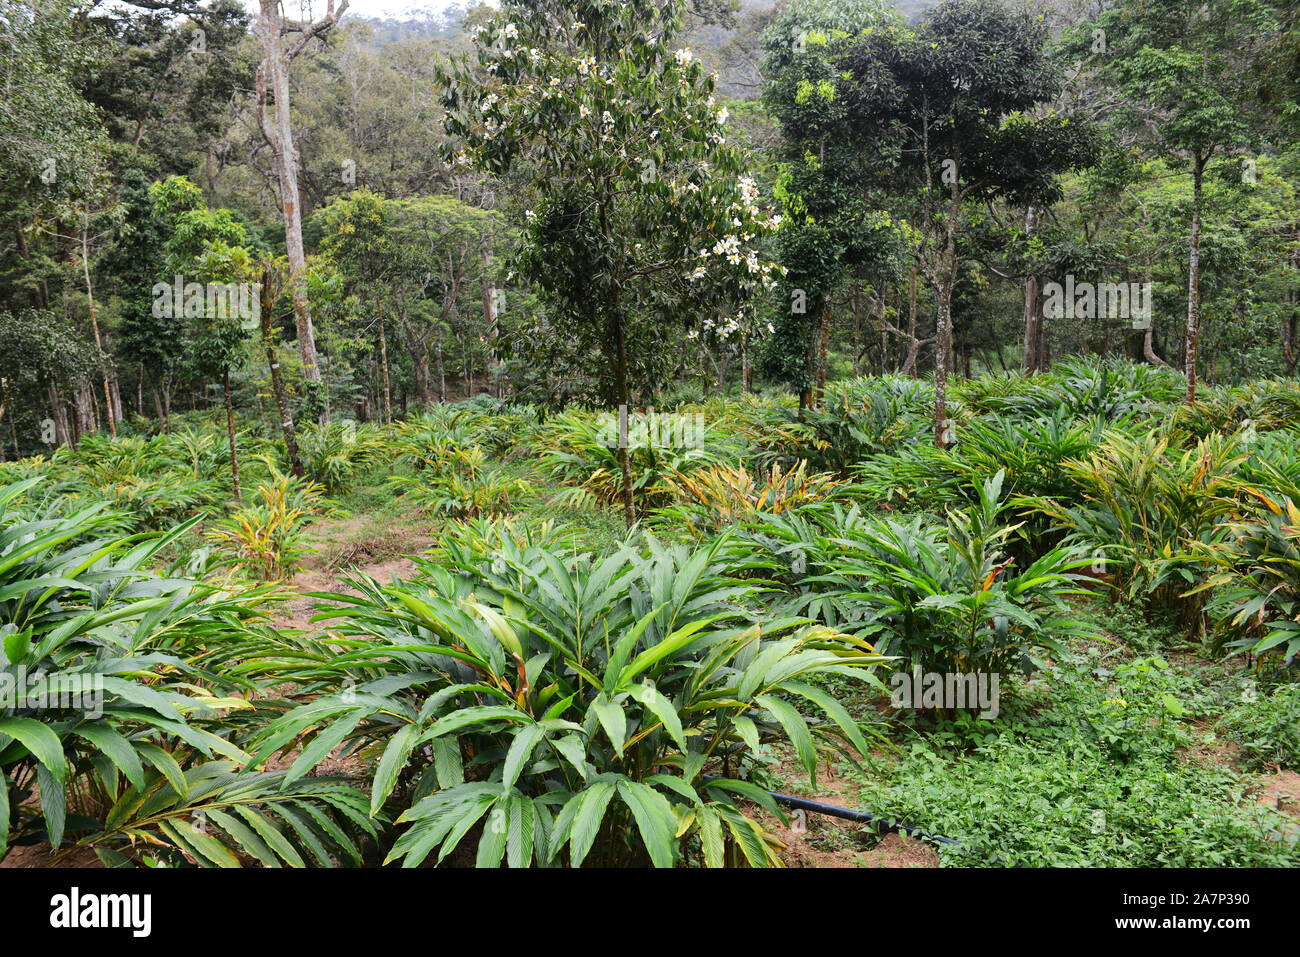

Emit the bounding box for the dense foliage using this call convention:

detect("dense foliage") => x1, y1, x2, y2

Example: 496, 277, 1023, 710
0, 0, 1297, 871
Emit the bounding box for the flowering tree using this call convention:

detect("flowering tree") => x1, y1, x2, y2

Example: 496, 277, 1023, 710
436, 0, 779, 524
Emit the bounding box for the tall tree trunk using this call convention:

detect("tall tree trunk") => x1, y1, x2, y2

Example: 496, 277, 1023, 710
412, 349, 431, 405
901, 266, 922, 377
88, 382, 100, 433
481, 245, 499, 398
80, 214, 115, 436
850, 289, 862, 377
614, 314, 635, 528
72, 385, 90, 442
935, 275, 952, 449
377, 301, 392, 426
876, 292, 889, 375
152, 386, 166, 431
47, 382, 71, 447
1184, 158, 1205, 404
110, 376, 123, 427
741, 333, 752, 393
1142, 319, 1169, 369
162, 374, 173, 432
261, 269, 304, 477
934, 181, 959, 449
254, 0, 348, 419
1023, 275, 1039, 374
435, 322, 447, 402
223, 368, 241, 501
1140, 261, 1170, 369
814, 306, 832, 399
1284, 229, 1298, 375
1021, 206, 1039, 374
1285, 312, 1298, 377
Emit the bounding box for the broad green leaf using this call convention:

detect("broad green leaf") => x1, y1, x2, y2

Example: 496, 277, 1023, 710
566, 780, 616, 866
617, 780, 677, 867
371, 723, 418, 815
589, 695, 627, 756
0, 717, 67, 781
755, 693, 817, 782
501, 723, 545, 792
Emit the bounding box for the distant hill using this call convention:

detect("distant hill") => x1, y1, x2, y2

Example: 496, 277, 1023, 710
896, 0, 942, 20
346, 0, 945, 46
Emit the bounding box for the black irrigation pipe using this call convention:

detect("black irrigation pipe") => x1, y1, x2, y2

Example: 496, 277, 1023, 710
701, 774, 968, 854
767, 789, 964, 849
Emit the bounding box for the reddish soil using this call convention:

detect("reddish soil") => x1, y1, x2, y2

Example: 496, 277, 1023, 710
269, 515, 437, 632
0, 844, 102, 869
760, 752, 940, 868
1254, 769, 1300, 813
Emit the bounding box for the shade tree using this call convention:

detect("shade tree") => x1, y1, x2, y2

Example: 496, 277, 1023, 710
436, 0, 780, 523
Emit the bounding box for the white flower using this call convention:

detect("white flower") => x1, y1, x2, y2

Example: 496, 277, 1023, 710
674, 48, 693, 66
767, 323, 775, 334
579, 104, 591, 119
716, 107, 729, 125
525, 209, 536, 222
712, 234, 741, 257
503, 22, 519, 39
